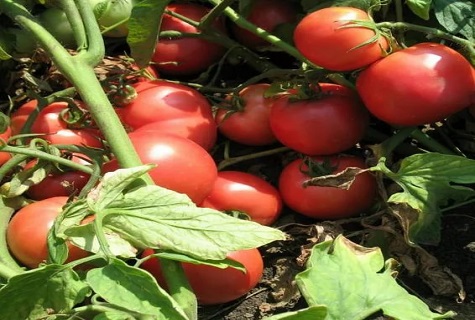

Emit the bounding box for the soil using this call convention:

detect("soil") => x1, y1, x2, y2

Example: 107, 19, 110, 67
198, 207, 475, 320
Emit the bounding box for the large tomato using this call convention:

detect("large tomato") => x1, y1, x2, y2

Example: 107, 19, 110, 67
117, 80, 216, 142
199, 171, 282, 225
215, 83, 277, 146
356, 42, 475, 126
151, 3, 226, 76
140, 248, 264, 305
293, 7, 388, 71
6, 196, 90, 268
0, 126, 12, 166
231, 0, 297, 49
103, 132, 217, 204
279, 155, 377, 219
269, 83, 368, 155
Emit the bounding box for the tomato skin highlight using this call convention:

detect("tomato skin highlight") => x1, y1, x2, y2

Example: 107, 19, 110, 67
6, 196, 89, 268
269, 83, 369, 155
200, 171, 282, 225
151, 3, 226, 76
278, 155, 377, 220
140, 248, 264, 305
103, 132, 218, 204
293, 7, 388, 71
356, 42, 475, 126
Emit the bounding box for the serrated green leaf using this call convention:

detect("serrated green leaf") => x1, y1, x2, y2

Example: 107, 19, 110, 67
372, 153, 475, 244
264, 305, 328, 320
127, 0, 170, 68
0, 265, 90, 319
295, 235, 455, 320
87, 258, 188, 319
406, 0, 433, 20
433, 0, 475, 41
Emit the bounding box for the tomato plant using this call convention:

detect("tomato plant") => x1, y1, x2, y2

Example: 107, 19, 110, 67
356, 42, 475, 126
278, 155, 377, 220
215, 83, 277, 146
37, 7, 76, 48
269, 83, 369, 155
103, 132, 218, 204
231, 0, 297, 49
200, 170, 282, 225
293, 6, 389, 71
151, 3, 226, 76
140, 248, 264, 305
88, 0, 134, 38
6, 196, 89, 268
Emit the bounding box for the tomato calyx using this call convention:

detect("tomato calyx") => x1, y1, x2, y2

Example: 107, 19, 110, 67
338, 19, 392, 56
299, 157, 337, 178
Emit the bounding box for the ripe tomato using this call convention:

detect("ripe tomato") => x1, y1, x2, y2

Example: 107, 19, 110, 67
293, 7, 388, 71
11, 100, 102, 147
132, 117, 217, 151
231, 0, 297, 49
357, 42, 475, 126
103, 132, 217, 204
151, 3, 226, 76
279, 155, 377, 220
118, 80, 216, 135
269, 83, 368, 155
0, 126, 12, 166
6, 196, 90, 268
199, 171, 282, 225
23, 160, 90, 200
216, 83, 277, 146
140, 248, 264, 305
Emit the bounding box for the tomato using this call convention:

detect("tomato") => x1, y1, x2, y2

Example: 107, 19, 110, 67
24, 160, 90, 201
357, 42, 475, 126
0, 126, 12, 166
278, 155, 377, 220
6, 196, 90, 268
200, 171, 282, 225
103, 132, 217, 204
231, 0, 297, 49
269, 83, 368, 155
151, 3, 226, 76
38, 7, 76, 48
118, 80, 216, 136
88, 0, 134, 38
140, 248, 264, 305
133, 117, 216, 151
11, 100, 102, 147
216, 83, 277, 146
293, 7, 389, 71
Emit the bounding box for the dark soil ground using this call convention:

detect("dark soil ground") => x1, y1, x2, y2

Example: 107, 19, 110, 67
198, 207, 475, 320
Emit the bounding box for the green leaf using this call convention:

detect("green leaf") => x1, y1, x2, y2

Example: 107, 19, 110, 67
0, 164, 47, 198
406, 0, 433, 20
0, 265, 90, 319
264, 305, 328, 320
86, 258, 188, 319
0, 29, 13, 60
93, 311, 136, 320
433, 0, 475, 41
372, 153, 475, 244
295, 235, 455, 320
127, 0, 171, 68
300, 0, 379, 12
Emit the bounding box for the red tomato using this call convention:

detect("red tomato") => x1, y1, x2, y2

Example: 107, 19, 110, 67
0, 126, 12, 166
133, 117, 216, 151
103, 132, 217, 204
357, 42, 475, 126
151, 3, 226, 76
278, 155, 377, 220
118, 81, 216, 139
231, 0, 297, 49
23, 160, 90, 200
11, 100, 102, 147
200, 171, 282, 225
269, 83, 368, 155
293, 7, 389, 71
140, 248, 264, 305
216, 83, 277, 146
6, 196, 90, 268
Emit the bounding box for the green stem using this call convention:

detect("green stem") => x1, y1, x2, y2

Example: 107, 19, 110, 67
0, 154, 30, 182
201, 0, 236, 29
218, 146, 290, 170
379, 126, 418, 157
159, 257, 198, 320
410, 130, 456, 155
59, 0, 88, 49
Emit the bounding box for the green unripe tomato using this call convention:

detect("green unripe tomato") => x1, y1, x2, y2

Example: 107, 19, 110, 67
89, 0, 135, 38
37, 7, 76, 48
